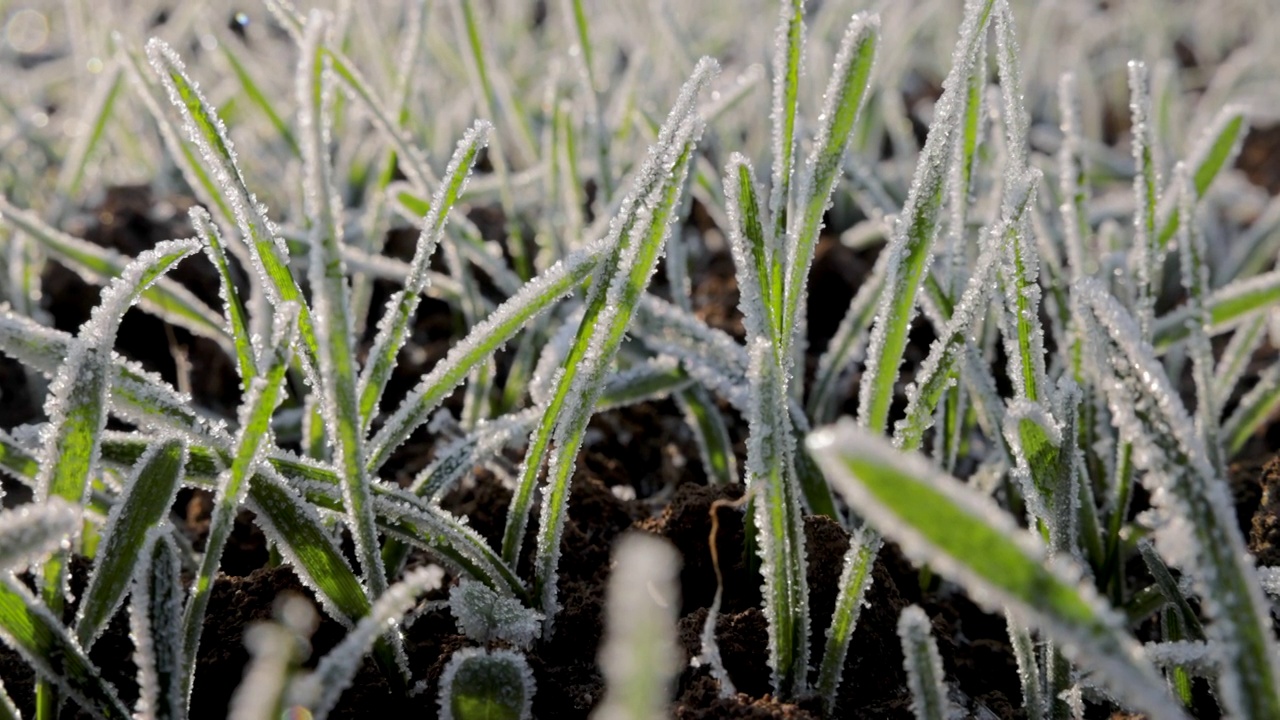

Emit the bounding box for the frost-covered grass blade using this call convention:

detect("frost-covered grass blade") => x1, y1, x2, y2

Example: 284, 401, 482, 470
0, 500, 79, 571
1075, 278, 1280, 718
75, 437, 186, 649
807, 422, 1186, 719
898, 605, 952, 720
131, 531, 185, 720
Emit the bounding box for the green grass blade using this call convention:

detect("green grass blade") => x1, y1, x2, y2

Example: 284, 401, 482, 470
857, 0, 995, 433
894, 232, 999, 451
36, 239, 200, 634
75, 437, 186, 649
130, 531, 186, 720
1224, 358, 1280, 455
0, 576, 131, 720
530, 122, 709, 621
769, 0, 805, 271
1075, 278, 1280, 718
815, 530, 879, 712
1128, 61, 1160, 338
1156, 106, 1247, 247
146, 38, 320, 364
359, 121, 490, 427
367, 236, 603, 472
297, 10, 385, 601
293, 567, 444, 720
807, 422, 1186, 719
219, 39, 300, 158
782, 13, 878, 353
995, 170, 1048, 403
1153, 270, 1280, 349
499, 61, 718, 567
190, 206, 257, 388
181, 302, 299, 701
745, 338, 810, 698
724, 154, 779, 342
0, 196, 225, 345
675, 386, 737, 486
55, 60, 124, 200
898, 605, 952, 720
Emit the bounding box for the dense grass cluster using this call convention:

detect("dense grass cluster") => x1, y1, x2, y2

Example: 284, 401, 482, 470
1, 0, 1279, 718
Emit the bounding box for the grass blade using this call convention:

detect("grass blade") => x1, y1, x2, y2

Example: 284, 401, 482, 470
131, 531, 186, 720
898, 605, 953, 720
769, 0, 805, 274
296, 10, 385, 601
1223, 358, 1280, 455
75, 437, 187, 649
146, 38, 320, 365
181, 302, 299, 701
0, 576, 130, 720
359, 121, 489, 427
815, 530, 879, 712
857, 0, 995, 433
292, 567, 444, 720
191, 206, 257, 388
1075, 278, 1280, 718
0, 499, 80, 571
501, 59, 717, 570
782, 13, 878, 353
807, 422, 1186, 719
1152, 270, 1280, 349
1156, 106, 1247, 246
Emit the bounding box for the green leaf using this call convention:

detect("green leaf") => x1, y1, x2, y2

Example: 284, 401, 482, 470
0, 576, 131, 720
857, 0, 996, 433
75, 437, 187, 648
807, 422, 1186, 719
1152, 270, 1280, 350
190, 206, 257, 389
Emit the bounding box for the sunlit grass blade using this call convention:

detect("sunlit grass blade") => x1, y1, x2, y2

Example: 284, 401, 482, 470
781, 13, 878, 353
501, 59, 717, 570
1152, 270, 1280, 350
75, 437, 186, 649
146, 38, 319, 364
857, 0, 995, 433
894, 233, 997, 452
1075, 277, 1280, 718
531, 122, 708, 624
296, 11, 385, 602
1172, 165, 1224, 476
0, 576, 131, 720
724, 153, 779, 342
995, 170, 1048, 403
367, 235, 605, 472
0, 196, 225, 345
0, 499, 79, 570
807, 422, 1186, 719
36, 239, 200, 662
291, 567, 444, 720
898, 605, 953, 720
119, 43, 238, 236
745, 337, 810, 698
815, 530, 878, 713
131, 531, 185, 720
1156, 106, 1247, 246
190, 206, 256, 388
181, 302, 299, 701
359, 121, 490, 427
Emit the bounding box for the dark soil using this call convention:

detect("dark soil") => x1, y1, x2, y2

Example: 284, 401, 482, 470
0, 185, 1277, 720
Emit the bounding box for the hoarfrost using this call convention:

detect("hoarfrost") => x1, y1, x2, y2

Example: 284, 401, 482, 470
898, 605, 957, 720
437, 648, 534, 720
448, 579, 542, 650
0, 498, 80, 570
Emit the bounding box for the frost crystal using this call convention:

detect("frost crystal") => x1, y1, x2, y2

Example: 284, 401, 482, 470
0, 498, 80, 570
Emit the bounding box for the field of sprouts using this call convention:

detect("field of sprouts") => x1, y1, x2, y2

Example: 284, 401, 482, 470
1, 0, 1279, 718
